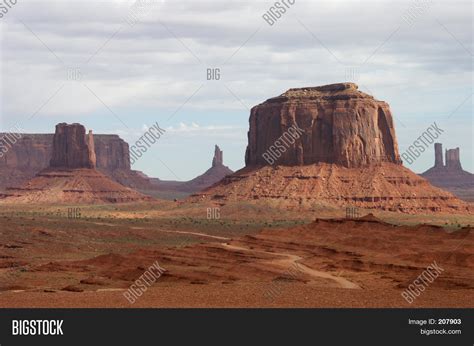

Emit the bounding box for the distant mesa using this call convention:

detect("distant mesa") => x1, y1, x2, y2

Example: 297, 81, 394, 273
0, 125, 234, 199
0, 123, 149, 204
0, 126, 157, 193
190, 83, 471, 214
420, 143, 474, 202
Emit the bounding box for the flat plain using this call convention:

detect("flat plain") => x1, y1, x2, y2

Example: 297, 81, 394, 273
0, 201, 472, 308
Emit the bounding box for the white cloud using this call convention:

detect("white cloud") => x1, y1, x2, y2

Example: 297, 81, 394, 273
165, 122, 245, 137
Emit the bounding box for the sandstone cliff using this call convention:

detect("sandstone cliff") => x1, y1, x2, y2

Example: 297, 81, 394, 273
0, 123, 149, 204
245, 83, 401, 168
0, 131, 142, 191
50, 123, 96, 169
189, 83, 470, 214
94, 134, 131, 171
0, 133, 130, 172
0, 134, 54, 191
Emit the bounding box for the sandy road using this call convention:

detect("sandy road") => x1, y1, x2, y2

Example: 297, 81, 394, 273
161, 230, 231, 241
130, 227, 231, 241
93, 222, 231, 241
221, 243, 360, 289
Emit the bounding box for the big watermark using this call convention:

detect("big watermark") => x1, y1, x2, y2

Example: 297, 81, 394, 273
262, 0, 296, 26
401, 260, 444, 304
0, 0, 18, 20
262, 123, 305, 165
401, 122, 444, 165
0, 123, 25, 159
123, 260, 166, 304
129, 122, 166, 165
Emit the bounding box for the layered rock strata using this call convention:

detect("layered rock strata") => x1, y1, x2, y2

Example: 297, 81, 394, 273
189, 83, 471, 214
245, 83, 402, 168
0, 131, 146, 191
50, 123, 96, 169
0, 123, 149, 204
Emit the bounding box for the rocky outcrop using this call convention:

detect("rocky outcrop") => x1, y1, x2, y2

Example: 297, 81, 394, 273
87, 130, 97, 168
94, 135, 131, 171
421, 143, 473, 202
180, 145, 233, 192
0, 133, 53, 190
0, 133, 52, 170
0, 131, 146, 191
0, 123, 150, 204
188, 83, 471, 214
212, 145, 224, 167
445, 148, 462, 170
152, 145, 233, 194
434, 143, 443, 168
188, 163, 470, 214
0, 133, 130, 172
50, 123, 96, 169
245, 83, 401, 168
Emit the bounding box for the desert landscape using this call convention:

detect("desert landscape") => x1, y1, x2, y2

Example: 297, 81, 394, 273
0, 83, 472, 308
1, 1, 472, 344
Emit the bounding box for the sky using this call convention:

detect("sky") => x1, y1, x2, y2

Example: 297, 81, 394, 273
0, 0, 472, 180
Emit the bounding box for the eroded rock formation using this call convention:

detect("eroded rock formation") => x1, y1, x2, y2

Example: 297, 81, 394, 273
153, 145, 234, 194
189, 83, 470, 214
421, 143, 473, 202
180, 145, 233, 192
445, 148, 462, 170
0, 131, 148, 191
434, 143, 443, 168
94, 135, 131, 171
0, 123, 149, 204
0, 134, 53, 190
50, 123, 96, 169
245, 83, 401, 168
212, 145, 224, 167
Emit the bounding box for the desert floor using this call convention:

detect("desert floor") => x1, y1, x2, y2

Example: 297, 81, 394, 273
0, 201, 472, 308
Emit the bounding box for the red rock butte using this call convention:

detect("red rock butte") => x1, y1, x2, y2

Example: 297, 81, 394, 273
0, 123, 149, 204
0, 128, 157, 192
245, 83, 402, 168
420, 143, 473, 202
190, 83, 471, 214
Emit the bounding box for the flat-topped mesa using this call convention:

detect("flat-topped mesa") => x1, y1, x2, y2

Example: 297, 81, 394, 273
50, 123, 96, 169
245, 82, 402, 168
279, 82, 363, 98
212, 145, 224, 167
1, 123, 151, 204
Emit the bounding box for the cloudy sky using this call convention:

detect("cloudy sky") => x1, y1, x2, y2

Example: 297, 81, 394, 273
0, 0, 472, 180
